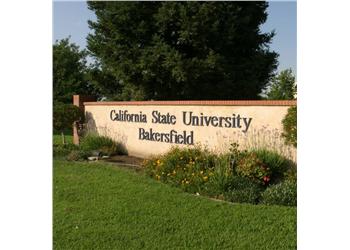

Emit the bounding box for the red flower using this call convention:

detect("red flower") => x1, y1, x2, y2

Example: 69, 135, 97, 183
263, 176, 270, 183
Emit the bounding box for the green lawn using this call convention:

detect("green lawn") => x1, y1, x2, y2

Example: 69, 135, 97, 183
53, 133, 73, 145
53, 160, 296, 249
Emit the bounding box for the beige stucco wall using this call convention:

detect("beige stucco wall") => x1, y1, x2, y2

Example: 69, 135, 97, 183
84, 104, 296, 161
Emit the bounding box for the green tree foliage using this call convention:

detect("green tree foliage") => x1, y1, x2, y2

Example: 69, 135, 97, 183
87, 2, 278, 100
53, 103, 84, 144
53, 38, 95, 103
86, 63, 123, 100
265, 69, 296, 100
282, 106, 297, 147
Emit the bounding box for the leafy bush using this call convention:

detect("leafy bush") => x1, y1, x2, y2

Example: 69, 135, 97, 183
225, 176, 263, 204
282, 106, 297, 147
253, 149, 295, 184
236, 152, 271, 185
261, 180, 297, 206
53, 143, 79, 157
53, 103, 84, 144
66, 149, 91, 161
284, 167, 297, 182
80, 133, 126, 156
143, 146, 216, 193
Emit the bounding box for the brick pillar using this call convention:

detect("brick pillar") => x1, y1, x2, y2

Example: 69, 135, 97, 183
72, 95, 97, 145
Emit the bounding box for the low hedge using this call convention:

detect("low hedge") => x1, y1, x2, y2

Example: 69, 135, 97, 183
261, 180, 297, 206
225, 176, 263, 204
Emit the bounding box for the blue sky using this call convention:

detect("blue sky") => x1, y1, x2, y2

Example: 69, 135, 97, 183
53, 1, 296, 75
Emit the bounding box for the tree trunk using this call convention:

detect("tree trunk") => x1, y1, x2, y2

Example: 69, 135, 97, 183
61, 131, 66, 145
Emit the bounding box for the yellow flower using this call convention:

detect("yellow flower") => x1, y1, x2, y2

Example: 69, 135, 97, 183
203, 176, 208, 181
192, 173, 195, 176
156, 159, 161, 165
200, 171, 204, 174
185, 180, 189, 184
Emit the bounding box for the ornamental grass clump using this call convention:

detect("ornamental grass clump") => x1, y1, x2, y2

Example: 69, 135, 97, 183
142, 146, 216, 193
203, 155, 233, 198
80, 133, 126, 156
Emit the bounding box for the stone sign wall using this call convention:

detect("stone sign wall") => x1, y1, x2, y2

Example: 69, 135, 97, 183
75, 96, 296, 160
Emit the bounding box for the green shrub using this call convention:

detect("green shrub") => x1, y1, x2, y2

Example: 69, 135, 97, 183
284, 167, 297, 182
261, 180, 297, 206
53, 103, 84, 144
236, 152, 271, 185
80, 133, 126, 156
224, 176, 263, 204
253, 149, 296, 184
282, 106, 297, 147
53, 143, 79, 157
66, 149, 90, 161
142, 146, 216, 193
225, 175, 263, 204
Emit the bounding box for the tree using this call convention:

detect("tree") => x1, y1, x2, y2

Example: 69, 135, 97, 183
53, 38, 96, 103
85, 62, 123, 100
265, 69, 296, 100
282, 106, 297, 147
53, 103, 84, 144
87, 2, 278, 100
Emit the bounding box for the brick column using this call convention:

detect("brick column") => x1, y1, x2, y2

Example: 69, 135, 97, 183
72, 95, 97, 145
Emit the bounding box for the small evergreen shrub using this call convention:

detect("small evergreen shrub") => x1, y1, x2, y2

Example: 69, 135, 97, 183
224, 176, 262, 204
80, 133, 126, 156
282, 106, 297, 147
261, 180, 297, 206
224, 176, 263, 204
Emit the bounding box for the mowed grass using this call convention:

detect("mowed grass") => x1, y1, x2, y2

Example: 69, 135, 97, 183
53, 133, 73, 145
53, 160, 296, 249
